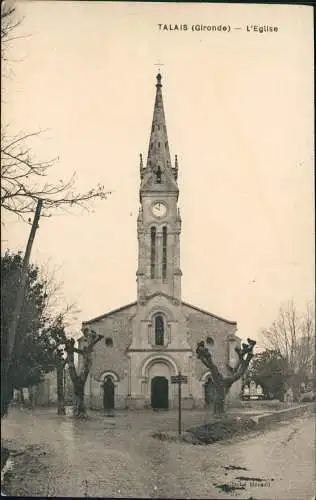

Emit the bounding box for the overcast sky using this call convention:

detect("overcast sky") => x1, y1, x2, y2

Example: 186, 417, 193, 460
2, 2, 314, 345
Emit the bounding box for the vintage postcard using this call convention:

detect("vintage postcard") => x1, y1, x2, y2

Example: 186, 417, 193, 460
1, 1, 314, 499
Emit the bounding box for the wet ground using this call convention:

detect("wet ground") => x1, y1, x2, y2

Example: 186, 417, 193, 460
1, 407, 315, 498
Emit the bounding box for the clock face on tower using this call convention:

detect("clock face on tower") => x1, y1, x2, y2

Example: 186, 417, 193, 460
152, 201, 167, 218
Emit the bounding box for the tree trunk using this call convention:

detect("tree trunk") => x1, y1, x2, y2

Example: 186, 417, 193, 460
28, 386, 35, 409
1, 363, 13, 419
56, 363, 65, 415
65, 331, 103, 418
19, 388, 24, 406
73, 381, 86, 418
213, 384, 226, 417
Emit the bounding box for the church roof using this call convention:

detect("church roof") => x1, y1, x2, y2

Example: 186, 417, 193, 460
83, 299, 236, 326
140, 73, 178, 196
181, 301, 237, 325
83, 301, 137, 325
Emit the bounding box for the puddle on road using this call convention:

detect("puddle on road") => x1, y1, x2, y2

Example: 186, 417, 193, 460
214, 482, 246, 494
235, 475, 274, 482
224, 465, 249, 471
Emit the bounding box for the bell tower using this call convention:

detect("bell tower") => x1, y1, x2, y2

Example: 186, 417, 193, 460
136, 74, 182, 304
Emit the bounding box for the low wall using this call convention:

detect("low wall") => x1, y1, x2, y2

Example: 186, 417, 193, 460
252, 403, 315, 426
228, 399, 296, 411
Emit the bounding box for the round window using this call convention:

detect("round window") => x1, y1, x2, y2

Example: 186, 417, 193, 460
206, 336, 214, 346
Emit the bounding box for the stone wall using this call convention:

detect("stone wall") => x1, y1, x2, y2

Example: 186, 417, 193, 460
83, 300, 242, 410
83, 304, 137, 409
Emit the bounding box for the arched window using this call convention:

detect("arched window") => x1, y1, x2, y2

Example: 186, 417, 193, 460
155, 315, 164, 346
162, 226, 167, 280
105, 337, 113, 347
151, 227, 156, 278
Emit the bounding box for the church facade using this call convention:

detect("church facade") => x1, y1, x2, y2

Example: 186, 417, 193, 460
81, 74, 241, 410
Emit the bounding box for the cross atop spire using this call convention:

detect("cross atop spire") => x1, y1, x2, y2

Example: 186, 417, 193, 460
154, 60, 164, 74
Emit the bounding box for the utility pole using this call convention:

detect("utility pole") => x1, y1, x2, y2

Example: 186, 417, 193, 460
6, 199, 43, 361
2, 199, 43, 418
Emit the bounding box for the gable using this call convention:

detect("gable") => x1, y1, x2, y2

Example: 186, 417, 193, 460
140, 167, 178, 194
83, 301, 137, 326
182, 301, 237, 326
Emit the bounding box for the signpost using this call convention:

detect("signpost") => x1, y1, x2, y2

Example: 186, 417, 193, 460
171, 372, 188, 436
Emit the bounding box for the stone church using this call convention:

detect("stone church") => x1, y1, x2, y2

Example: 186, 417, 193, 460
81, 73, 241, 410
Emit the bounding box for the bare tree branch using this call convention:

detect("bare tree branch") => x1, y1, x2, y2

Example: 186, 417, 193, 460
1, 3, 111, 221
1, 131, 111, 221
262, 300, 315, 383
1, 0, 20, 41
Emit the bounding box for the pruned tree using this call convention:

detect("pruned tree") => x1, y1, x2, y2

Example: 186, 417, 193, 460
196, 338, 256, 416
64, 328, 103, 418
38, 314, 71, 415
261, 300, 315, 397
39, 268, 79, 415
38, 321, 103, 418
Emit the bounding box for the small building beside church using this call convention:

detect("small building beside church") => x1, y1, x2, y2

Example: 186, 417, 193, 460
81, 73, 241, 410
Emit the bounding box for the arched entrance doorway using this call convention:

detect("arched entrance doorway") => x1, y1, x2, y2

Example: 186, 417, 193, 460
204, 377, 216, 407
151, 376, 169, 410
103, 376, 115, 410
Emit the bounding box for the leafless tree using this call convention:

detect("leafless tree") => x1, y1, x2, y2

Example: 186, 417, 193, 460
39, 261, 80, 325
196, 338, 256, 416
64, 328, 103, 418
1, 0, 26, 81
261, 300, 315, 393
1, 131, 110, 221
1, 1, 110, 221
38, 316, 101, 417
1, 0, 21, 50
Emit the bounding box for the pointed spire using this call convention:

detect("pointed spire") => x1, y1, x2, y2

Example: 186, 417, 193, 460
146, 73, 172, 172
140, 73, 179, 198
